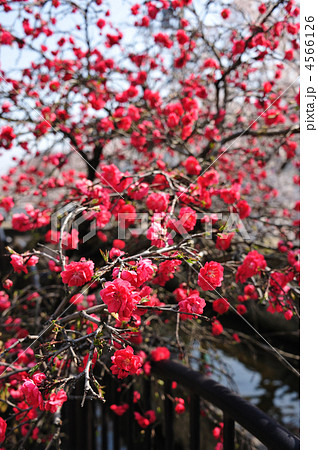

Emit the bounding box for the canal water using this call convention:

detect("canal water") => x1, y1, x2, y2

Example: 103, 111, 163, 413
192, 339, 300, 436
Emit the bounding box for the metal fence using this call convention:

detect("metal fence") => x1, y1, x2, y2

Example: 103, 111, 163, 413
61, 359, 300, 450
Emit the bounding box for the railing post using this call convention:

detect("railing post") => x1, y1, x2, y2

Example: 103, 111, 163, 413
87, 400, 95, 450
144, 377, 152, 450
189, 394, 200, 450
101, 401, 109, 450
112, 376, 120, 450
223, 412, 235, 450
164, 380, 174, 450
127, 385, 135, 450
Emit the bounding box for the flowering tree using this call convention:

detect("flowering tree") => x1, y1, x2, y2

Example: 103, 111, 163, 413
0, 0, 299, 447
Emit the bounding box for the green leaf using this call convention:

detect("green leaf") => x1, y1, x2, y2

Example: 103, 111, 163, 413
100, 249, 109, 263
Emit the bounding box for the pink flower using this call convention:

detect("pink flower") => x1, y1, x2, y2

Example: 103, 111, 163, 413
236, 251, 266, 284
100, 278, 140, 322
32, 373, 46, 386
176, 30, 189, 45
137, 258, 157, 285
154, 32, 173, 48
221, 8, 230, 19
61, 258, 94, 286
213, 298, 230, 315
21, 379, 44, 409
184, 156, 201, 176
117, 202, 137, 228
111, 346, 143, 379
109, 247, 125, 259
198, 261, 224, 291
236, 200, 251, 219
174, 284, 189, 302
216, 233, 235, 251
2, 279, 13, 290
232, 39, 245, 55
134, 410, 156, 428
178, 207, 197, 232
0, 196, 14, 212
198, 169, 219, 187
146, 221, 173, 248
236, 304, 247, 315
0, 125, 15, 149
284, 49, 293, 61
133, 391, 141, 403
0, 30, 13, 45
12, 213, 33, 231
175, 398, 185, 414
44, 390, 67, 413
220, 185, 240, 204
70, 293, 84, 305
151, 346, 170, 361
0, 417, 6, 444
178, 294, 206, 320
167, 112, 180, 128
212, 320, 223, 336
10, 254, 38, 274
153, 260, 182, 286
110, 404, 129, 416
0, 291, 10, 311
284, 310, 293, 321
62, 229, 79, 250
113, 239, 126, 249
259, 3, 266, 14
128, 182, 149, 200
146, 192, 169, 213
215, 444, 223, 450
244, 284, 258, 300
99, 164, 123, 189
97, 18, 106, 29
213, 425, 222, 439
112, 267, 138, 286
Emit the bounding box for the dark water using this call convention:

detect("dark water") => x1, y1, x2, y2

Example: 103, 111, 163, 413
193, 340, 300, 436
218, 349, 299, 433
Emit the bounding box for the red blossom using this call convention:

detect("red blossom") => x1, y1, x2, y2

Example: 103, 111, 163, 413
221, 8, 230, 19
198, 261, 224, 291
151, 346, 170, 361
153, 259, 182, 286
0, 196, 14, 212
175, 397, 185, 414
111, 346, 143, 379
212, 320, 223, 336
61, 258, 94, 286
184, 156, 201, 176
0, 291, 10, 311
0, 126, 16, 149
44, 390, 67, 413
236, 200, 251, 219
110, 404, 129, 416
21, 380, 44, 410
100, 278, 140, 321
146, 192, 170, 213
216, 233, 235, 251
178, 293, 206, 320
213, 298, 230, 315
236, 304, 247, 315
0, 417, 6, 444
10, 254, 38, 274
134, 410, 156, 428
236, 251, 266, 284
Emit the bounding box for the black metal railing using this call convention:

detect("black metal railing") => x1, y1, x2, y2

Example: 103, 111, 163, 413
62, 359, 300, 450
151, 359, 300, 450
